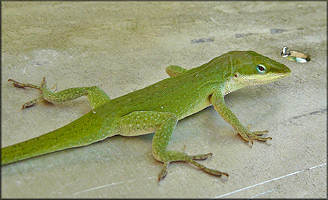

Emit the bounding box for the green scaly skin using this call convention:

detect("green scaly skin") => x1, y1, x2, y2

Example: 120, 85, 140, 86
1, 51, 291, 181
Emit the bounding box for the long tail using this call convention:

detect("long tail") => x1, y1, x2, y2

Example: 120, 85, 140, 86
1, 112, 110, 165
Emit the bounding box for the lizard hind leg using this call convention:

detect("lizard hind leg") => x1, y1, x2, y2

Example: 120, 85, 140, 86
150, 113, 228, 181
8, 77, 111, 110
114, 110, 228, 181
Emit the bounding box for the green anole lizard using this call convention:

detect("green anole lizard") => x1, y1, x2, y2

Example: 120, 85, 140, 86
1, 51, 291, 181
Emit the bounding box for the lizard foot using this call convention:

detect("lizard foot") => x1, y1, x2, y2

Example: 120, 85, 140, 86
9, 77, 56, 109
239, 124, 271, 144
157, 152, 228, 182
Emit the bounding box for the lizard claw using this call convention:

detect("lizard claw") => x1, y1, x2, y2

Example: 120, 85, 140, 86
189, 152, 213, 160
246, 131, 271, 142
158, 162, 169, 182
239, 126, 271, 144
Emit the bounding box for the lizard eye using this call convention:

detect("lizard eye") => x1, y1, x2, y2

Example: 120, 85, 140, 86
256, 64, 267, 74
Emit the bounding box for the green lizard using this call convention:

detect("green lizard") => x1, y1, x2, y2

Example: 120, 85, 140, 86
1, 51, 291, 181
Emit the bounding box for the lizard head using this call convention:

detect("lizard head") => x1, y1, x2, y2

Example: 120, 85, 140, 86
222, 51, 291, 94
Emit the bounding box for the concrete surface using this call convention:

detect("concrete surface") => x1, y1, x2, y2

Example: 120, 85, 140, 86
1, 1, 326, 198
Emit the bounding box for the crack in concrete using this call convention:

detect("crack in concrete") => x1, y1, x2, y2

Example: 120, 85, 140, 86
290, 108, 327, 120
214, 163, 327, 198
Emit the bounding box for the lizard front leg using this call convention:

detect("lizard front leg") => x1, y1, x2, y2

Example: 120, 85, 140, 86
8, 77, 111, 109
113, 111, 228, 181
210, 90, 272, 144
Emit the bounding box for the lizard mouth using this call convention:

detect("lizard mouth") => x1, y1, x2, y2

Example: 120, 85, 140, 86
233, 70, 291, 86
